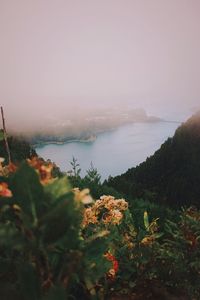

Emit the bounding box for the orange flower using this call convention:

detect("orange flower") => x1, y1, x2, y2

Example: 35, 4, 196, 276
27, 157, 54, 184
104, 252, 119, 279
0, 182, 12, 197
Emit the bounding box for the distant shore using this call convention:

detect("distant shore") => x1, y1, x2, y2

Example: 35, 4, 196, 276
33, 119, 180, 148
33, 135, 97, 148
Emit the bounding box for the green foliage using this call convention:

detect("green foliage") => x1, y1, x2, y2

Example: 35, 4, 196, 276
10, 162, 45, 223
153, 207, 200, 297
68, 156, 81, 178
85, 162, 101, 185
106, 112, 200, 208
69, 160, 123, 200
0, 162, 114, 300
0, 135, 36, 163
1, 133, 200, 299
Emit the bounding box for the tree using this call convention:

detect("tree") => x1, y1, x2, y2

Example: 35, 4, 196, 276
85, 162, 101, 185
68, 156, 81, 178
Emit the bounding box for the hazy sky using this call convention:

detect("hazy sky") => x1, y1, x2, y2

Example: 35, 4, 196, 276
0, 0, 200, 130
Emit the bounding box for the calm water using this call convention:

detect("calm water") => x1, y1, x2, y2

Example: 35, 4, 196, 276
36, 121, 179, 180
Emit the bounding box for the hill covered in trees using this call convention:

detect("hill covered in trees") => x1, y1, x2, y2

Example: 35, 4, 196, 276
106, 112, 200, 208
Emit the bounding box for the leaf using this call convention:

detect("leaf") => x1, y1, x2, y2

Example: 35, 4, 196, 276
18, 262, 41, 300
10, 162, 45, 224
40, 194, 81, 246
85, 230, 110, 243
44, 176, 71, 201
0, 222, 24, 250
83, 235, 112, 281
144, 211, 149, 231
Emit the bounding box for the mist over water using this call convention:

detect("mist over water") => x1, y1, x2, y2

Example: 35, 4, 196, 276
36, 120, 179, 180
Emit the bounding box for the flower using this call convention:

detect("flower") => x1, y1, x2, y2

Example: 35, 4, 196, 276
82, 195, 128, 227
0, 158, 17, 177
104, 252, 119, 278
140, 236, 155, 246
0, 182, 12, 197
102, 209, 123, 225
0, 157, 5, 164
73, 188, 94, 205
82, 207, 98, 227
27, 157, 54, 184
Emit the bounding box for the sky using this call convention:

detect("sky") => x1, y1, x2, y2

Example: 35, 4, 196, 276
0, 0, 200, 131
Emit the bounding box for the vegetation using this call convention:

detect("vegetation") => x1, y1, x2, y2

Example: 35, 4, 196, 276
1, 112, 200, 299
106, 112, 200, 208
0, 135, 36, 163
0, 155, 199, 299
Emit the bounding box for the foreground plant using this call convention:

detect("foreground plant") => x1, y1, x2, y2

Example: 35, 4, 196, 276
0, 161, 114, 300
0, 158, 199, 299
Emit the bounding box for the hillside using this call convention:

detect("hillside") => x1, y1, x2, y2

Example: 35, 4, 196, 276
106, 112, 200, 208
0, 135, 36, 163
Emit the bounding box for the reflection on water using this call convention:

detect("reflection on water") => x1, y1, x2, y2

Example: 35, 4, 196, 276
36, 122, 179, 180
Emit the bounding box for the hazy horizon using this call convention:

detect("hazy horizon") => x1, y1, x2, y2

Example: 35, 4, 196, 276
1, 0, 200, 133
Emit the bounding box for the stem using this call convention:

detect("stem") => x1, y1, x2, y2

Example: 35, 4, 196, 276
1, 106, 11, 164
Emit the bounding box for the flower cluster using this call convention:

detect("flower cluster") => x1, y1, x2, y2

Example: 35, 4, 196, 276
27, 157, 54, 184
82, 195, 128, 228
0, 182, 12, 197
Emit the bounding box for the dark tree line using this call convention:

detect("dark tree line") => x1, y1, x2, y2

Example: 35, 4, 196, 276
106, 112, 200, 208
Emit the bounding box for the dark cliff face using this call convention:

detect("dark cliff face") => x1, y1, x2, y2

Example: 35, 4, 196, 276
106, 112, 200, 208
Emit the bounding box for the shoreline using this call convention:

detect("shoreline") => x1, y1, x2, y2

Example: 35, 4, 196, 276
33, 136, 97, 148
33, 119, 180, 149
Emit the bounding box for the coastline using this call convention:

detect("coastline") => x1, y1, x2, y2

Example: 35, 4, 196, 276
33, 119, 180, 149
33, 135, 97, 148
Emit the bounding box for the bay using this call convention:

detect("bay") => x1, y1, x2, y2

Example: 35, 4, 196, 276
36, 121, 179, 180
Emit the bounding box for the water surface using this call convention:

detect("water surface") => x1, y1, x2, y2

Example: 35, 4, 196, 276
36, 122, 179, 180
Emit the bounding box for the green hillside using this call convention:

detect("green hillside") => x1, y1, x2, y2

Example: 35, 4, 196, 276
106, 112, 200, 208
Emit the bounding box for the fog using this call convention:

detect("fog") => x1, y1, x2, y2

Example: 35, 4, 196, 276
0, 0, 200, 134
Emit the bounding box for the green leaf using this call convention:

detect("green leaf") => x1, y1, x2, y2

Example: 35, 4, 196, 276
44, 176, 71, 201
18, 262, 41, 300
10, 162, 45, 224
84, 236, 112, 281
40, 194, 81, 246
144, 211, 149, 230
